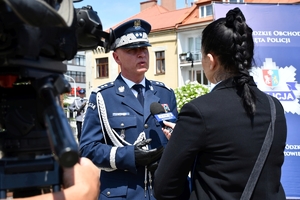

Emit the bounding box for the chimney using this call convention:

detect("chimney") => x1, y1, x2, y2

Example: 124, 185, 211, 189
140, 0, 157, 11
161, 0, 176, 11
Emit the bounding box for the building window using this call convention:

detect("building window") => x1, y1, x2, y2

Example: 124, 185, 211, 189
196, 70, 208, 85
187, 37, 201, 61
189, 70, 208, 85
200, 5, 212, 17
65, 71, 86, 83
74, 54, 85, 66
66, 54, 85, 66
155, 51, 165, 75
96, 58, 109, 78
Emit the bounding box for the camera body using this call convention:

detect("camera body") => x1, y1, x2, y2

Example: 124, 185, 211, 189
0, 0, 110, 197
0, 1, 109, 62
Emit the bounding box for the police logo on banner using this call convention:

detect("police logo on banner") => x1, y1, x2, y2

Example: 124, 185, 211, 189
262, 68, 279, 88
251, 58, 300, 115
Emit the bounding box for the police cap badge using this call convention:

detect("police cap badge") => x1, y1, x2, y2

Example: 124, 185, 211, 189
110, 19, 151, 51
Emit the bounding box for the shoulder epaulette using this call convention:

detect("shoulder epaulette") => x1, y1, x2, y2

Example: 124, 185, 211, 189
92, 82, 115, 93
150, 80, 171, 90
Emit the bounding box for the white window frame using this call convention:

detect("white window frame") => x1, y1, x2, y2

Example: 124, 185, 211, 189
199, 4, 212, 18
187, 36, 201, 61
152, 46, 167, 75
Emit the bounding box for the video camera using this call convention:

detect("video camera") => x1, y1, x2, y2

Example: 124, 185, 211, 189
0, 0, 110, 198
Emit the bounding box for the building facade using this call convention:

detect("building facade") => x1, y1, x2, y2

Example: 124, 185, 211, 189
64, 51, 87, 98
84, 0, 300, 95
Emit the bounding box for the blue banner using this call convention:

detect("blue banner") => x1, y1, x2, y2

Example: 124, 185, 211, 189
213, 4, 300, 199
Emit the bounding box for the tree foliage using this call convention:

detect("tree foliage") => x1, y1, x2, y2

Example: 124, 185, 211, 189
174, 81, 209, 112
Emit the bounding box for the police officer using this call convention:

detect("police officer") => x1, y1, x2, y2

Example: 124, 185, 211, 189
69, 88, 87, 143
80, 19, 178, 200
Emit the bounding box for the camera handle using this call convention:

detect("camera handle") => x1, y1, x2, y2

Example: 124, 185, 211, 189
39, 75, 79, 168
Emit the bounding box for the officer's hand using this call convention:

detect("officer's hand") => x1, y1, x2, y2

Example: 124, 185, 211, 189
134, 139, 164, 167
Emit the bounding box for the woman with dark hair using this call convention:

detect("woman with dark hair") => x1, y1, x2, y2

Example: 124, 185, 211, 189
153, 7, 287, 200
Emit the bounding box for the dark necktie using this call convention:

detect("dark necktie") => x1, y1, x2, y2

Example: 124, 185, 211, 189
132, 84, 144, 106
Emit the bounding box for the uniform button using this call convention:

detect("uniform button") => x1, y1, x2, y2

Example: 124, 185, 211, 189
144, 124, 148, 129
120, 123, 124, 127
107, 191, 110, 196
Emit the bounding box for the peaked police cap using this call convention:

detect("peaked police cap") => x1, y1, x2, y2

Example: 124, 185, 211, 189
110, 19, 151, 51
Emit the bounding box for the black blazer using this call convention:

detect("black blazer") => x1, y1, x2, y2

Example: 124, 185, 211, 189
154, 77, 287, 200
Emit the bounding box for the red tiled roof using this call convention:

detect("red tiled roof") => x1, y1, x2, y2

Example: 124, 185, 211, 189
107, 0, 300, 33
109, 4, 194, 32
135, 5, 193, 31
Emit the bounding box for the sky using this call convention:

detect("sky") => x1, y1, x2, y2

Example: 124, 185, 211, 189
74, 0, 191, 30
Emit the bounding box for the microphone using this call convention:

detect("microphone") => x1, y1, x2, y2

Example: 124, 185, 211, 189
150, 102, 176, 133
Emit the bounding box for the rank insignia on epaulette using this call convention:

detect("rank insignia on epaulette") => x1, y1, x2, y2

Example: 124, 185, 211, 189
98, 82, 114, 91
99, 85, 107, 90
157, 81, 164, 86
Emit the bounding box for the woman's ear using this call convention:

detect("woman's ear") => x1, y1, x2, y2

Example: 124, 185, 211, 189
207, 53, 215, 70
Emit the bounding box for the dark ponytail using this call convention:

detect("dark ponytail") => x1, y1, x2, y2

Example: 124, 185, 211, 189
226, 8, 256, 116
202, 7, 256, 116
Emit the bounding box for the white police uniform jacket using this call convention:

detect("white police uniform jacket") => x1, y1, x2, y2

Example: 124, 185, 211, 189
80, 74, 178, 200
